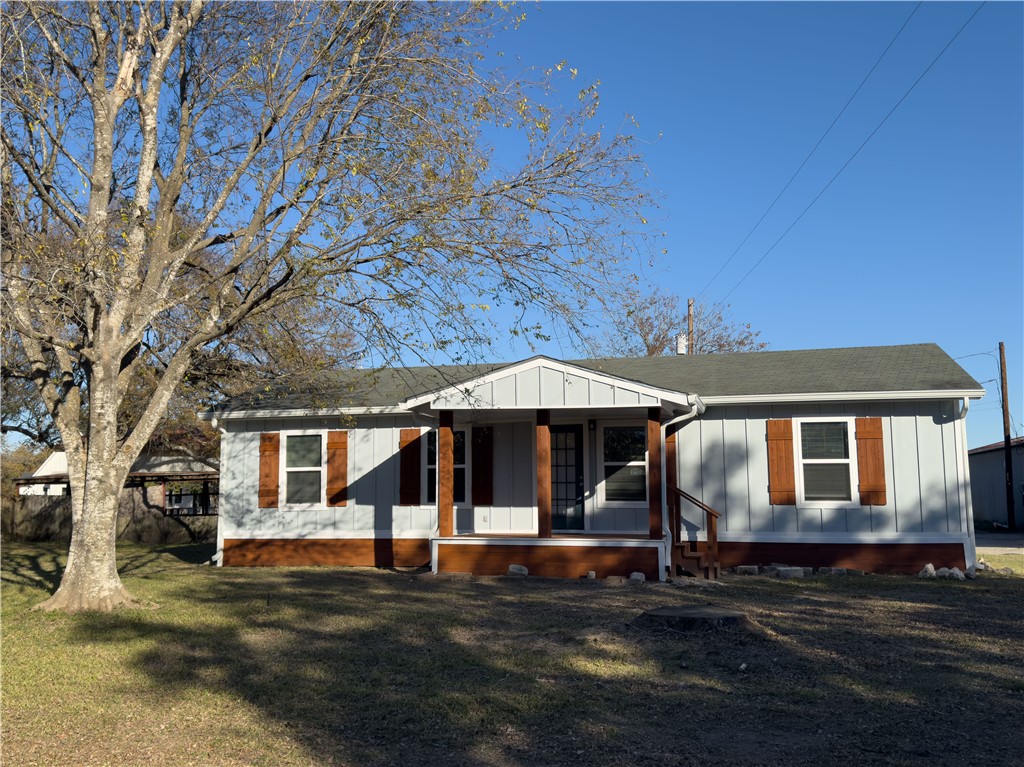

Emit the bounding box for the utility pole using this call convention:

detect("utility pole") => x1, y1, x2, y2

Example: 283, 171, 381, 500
687, 298, 694, 355
999, 342, 1016, 531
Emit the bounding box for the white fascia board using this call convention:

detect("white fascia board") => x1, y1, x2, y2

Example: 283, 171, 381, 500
201, 405, 411, 421
401, 355, 695, 411
699, 389, 986, 407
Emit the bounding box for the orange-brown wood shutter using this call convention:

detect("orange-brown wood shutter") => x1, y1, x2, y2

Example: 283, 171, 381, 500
258, 433, 280, 508
327, 430, 348, 507
855, 417, 887, 506
766, 419, 796, 506
471, 427, 494, 506
399, 428, 422, 506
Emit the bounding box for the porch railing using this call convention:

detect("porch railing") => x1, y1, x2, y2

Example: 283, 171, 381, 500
667, 482, 720, 579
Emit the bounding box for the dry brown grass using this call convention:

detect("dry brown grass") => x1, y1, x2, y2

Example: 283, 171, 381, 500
3, 543, 1022, 767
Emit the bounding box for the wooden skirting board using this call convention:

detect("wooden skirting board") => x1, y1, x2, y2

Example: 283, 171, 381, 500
435, 542, 661, 579
222, 538, 431, 568
222, 537, 966, 576
711, 541, 966, 574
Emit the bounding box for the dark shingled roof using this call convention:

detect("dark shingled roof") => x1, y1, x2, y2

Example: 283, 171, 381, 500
212, 343, 981, 413
574, 343, 982, 399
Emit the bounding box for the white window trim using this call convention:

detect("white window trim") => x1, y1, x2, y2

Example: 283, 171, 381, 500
793, 416, 860, 509
596, 421, 648, 509
278, 429, 327, 509
422, 426, 472, 507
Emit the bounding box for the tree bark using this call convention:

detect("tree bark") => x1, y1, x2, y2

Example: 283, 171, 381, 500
35, 482, 138, 612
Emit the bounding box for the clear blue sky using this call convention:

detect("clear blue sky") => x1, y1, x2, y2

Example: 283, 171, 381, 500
484, 1, 1022, 449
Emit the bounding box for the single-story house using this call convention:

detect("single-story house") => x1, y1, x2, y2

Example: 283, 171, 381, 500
203, 343, 984, 578
967, 437, 1022, 530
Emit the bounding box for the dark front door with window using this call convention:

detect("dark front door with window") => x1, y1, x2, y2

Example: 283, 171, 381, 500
551, 425, 585, 530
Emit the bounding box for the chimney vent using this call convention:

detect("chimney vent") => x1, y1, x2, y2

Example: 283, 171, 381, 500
676, 334, 688, 356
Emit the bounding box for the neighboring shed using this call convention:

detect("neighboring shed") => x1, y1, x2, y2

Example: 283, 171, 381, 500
8, 452, 220, 544
968, 437, 1023, 529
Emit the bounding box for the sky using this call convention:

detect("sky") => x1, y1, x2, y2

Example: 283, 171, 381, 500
482, 1, 1023, 449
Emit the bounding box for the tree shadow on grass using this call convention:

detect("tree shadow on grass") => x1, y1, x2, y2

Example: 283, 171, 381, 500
50, 568, 1024, 767
0, 544, 65, 593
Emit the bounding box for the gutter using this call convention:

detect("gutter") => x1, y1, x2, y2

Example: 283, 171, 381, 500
701, 388, 986, 407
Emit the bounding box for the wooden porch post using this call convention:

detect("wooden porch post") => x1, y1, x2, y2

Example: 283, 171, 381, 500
666, 426, 678, 531
536, 409, 552, 538
439, 410, 454, 537
647, 407, 663, 540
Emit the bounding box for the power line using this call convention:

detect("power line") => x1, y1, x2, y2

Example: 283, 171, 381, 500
717, 2, 986, 304
697, 2, 923, 301
955, 349, 998, 361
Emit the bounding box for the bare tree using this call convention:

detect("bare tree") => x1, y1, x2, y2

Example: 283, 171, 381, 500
1, 2, 651, 611
595, 286, 767, 357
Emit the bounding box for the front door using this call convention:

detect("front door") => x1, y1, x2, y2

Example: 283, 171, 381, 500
551, 425, 585, 530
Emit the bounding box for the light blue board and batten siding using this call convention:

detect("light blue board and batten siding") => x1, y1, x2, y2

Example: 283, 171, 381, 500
434, 363, 661, 410
675, 400, 969, 537
458, 420, 537, 534
220, 416, 541, 539
219, 415, 437, 539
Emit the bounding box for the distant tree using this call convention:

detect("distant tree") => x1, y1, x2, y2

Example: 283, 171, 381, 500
1, 2, 651, 611
595, 286, 767, 357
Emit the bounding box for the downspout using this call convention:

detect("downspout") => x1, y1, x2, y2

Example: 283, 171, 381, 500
210, 415, 227, 567
660, 395, 707, 576
957, 397, 978, 569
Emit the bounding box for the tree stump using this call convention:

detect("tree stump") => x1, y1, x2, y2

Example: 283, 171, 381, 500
631, 605, 749, 631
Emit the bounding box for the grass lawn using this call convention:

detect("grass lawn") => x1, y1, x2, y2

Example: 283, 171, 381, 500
2, 544, 1022, 767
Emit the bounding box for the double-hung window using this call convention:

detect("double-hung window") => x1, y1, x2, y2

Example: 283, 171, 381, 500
795, 419, 857, 505
283, 433, 325, 506
425, 430, 466, 504
600, 425, 647, 504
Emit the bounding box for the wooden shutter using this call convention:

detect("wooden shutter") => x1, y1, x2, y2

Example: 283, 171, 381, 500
855, 417, 887, 506
766, 419, 796, 505
398, 428, 422, 506
471, 426, 494, 506
258, 433, 280, 508
327, 431, 348, 507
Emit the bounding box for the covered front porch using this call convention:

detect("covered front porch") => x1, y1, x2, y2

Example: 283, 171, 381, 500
400, 357, 720, 580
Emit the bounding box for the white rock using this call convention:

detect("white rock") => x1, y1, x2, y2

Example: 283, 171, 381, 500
965, 566, 977, 580
777, 567, 805, 579
739, 663, 748, 671
918, 563, 936, 578
949, 567, 966, 581
735, 565, 759, 576
507, 564, 528, 576
586, 570, 596, 580
629, 571, 646, 583
935, 567, 952, 578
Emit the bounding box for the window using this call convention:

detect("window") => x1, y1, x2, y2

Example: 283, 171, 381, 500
601, 425, 647, 504
795, 419, 856, 504
283, 433, 324, 505
426, 429, 466, 504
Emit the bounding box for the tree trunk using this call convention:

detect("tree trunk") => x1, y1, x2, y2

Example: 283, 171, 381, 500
35, 487, 138, 612
35, 371, 142, 612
